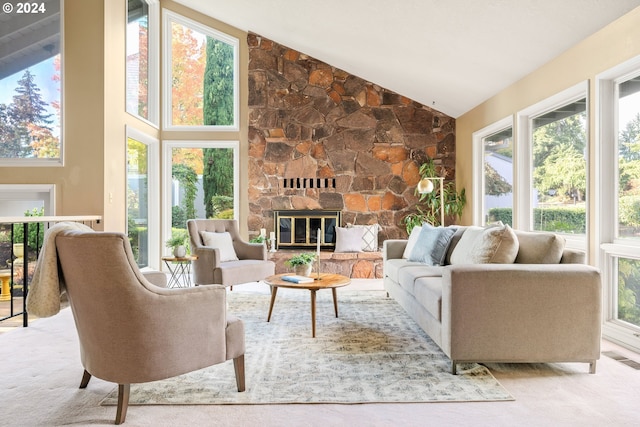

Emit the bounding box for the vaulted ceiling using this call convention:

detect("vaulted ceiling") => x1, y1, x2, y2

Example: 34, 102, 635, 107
174, 0, 640, 118
2, 1, 639, 118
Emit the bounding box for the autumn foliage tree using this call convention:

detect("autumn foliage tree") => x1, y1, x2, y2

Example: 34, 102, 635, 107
171, 22, 206, 125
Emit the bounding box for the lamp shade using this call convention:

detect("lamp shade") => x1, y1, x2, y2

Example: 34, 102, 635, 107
417, 178, 434, 194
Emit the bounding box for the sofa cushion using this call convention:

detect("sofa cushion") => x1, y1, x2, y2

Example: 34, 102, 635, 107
200, 231, 239, 262
408, 224, 457, 265
402, 225, 422, 259
385, 258, 436, 283
514, 230, 566, 264
449, 223, 518, 264
413, 276, 443, 321
397, 264, 444, 295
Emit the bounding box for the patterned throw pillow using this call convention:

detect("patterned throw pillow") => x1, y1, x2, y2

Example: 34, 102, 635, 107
358, 224, 379, 252
346, 223, 380, 252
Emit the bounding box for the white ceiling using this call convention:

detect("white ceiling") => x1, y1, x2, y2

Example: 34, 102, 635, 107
174, 0, 640, 118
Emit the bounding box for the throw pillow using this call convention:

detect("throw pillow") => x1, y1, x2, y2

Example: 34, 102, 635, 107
334, 226, 364, 253
199, 231, 239, 262
408, 224, 457, 266
468, 224, 519, 264
357, 224, 379, 252
402, 225, 423, 259
448, 225, 486, 265
513, 230, 566, 264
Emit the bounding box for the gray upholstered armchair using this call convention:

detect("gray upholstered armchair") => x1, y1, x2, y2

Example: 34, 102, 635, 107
187, 219, 275, 287
55, 230, 245, 425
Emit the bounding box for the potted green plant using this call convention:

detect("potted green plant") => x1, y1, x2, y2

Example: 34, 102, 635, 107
166, 230, 189, 258
403, 159, 466, 233
285, 252, 317, 276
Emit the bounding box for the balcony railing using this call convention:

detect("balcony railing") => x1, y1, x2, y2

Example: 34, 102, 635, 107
0, 215, 102, 327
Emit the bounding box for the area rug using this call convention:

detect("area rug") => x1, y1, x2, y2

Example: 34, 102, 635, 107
102, 289, 513, 405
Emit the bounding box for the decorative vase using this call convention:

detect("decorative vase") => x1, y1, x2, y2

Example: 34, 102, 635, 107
173, 245, 187, 258
12, 243, 24, 265
295, 264, 312, 277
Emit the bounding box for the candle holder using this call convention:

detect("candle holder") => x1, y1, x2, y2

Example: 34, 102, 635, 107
315, 255, 322, 281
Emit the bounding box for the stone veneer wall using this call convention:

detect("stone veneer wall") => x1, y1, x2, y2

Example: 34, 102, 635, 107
247, 33, 456, 247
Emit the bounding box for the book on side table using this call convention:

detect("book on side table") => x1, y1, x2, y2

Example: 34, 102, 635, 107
281, 275, 314, 284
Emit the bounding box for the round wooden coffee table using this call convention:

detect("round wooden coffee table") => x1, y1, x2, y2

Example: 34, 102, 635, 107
263, 273, 351, 337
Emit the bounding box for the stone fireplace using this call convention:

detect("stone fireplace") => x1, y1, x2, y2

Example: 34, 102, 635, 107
274, 209, 341, 250
247, 33, 457, 253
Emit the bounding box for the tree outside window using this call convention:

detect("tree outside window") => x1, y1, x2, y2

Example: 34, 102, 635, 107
531, 99, 587, 234
167, 13, 237, 128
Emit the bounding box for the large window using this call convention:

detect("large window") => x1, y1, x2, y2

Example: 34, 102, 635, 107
163, 11, 238, 130
530, 97, 587, 234
617, 76, 640, 241
599, 57, 640, 352
481, 125, 513, 225
126, 127, 159, 269
612, 72, 640, 333
0, 0, 61, 163
163, 141, 239, 254
126, 0, 158, 125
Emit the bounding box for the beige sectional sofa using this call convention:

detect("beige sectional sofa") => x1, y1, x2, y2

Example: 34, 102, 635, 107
383, 223, 602, 374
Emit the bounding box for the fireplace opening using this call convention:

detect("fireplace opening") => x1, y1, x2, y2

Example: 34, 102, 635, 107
274, 210, 341, 250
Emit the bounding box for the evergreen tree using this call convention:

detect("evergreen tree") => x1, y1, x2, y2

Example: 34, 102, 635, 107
203, 148, 233, 218
2, 70, 54, 157
0, 104, 21, 157
202, 36, 235, 218
10, 70, 52, 126
203, 37, 234, 126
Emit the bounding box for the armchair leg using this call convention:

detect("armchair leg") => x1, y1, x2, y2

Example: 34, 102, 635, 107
234, 355, 246, 392
115, 384, 130, 425
589, 360, 597, 374
451, 361, 457, 375
79, 370, 92, 388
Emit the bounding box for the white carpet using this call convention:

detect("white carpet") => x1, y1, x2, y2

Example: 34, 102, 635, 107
101, 290, 512, 405
2, 280, 640, 426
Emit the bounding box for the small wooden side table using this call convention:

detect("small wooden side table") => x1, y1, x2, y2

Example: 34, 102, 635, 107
161, 255, 198, 288
263, 273, 351, 337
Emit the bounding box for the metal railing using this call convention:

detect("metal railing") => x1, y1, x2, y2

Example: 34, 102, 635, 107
0, 215, 102, 327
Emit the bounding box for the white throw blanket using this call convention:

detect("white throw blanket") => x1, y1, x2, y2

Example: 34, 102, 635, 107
26, 221, 94, 317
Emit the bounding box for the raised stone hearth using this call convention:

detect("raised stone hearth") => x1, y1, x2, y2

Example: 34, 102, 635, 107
269, 250, 383, 279
247, 33, 457, 242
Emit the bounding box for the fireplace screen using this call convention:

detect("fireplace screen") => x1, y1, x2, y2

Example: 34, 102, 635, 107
274, 210, 341, 250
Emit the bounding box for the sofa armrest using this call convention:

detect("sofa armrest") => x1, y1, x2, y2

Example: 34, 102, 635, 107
441, 264, 602, 363
383, 239, 407, 262
560, 248, 585, 264
142, 270, 167, 288
191, 246, 221, 285
234, 240, 267, 260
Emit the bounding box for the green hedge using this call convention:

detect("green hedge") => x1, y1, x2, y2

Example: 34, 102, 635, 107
488, 207, 586, 233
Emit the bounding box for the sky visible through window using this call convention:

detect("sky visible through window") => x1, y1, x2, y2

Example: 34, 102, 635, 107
0, 56, 60, 139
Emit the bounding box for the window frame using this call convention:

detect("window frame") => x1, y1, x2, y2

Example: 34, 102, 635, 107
0, 0, 63, 167
126, 0, 160, 127
126, 126, 160, 270
472, 116, 514, 226
516, 81, 589, 250
162, 140, 240, 255
597, 54, 640, 353
162, 10, 239, 132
